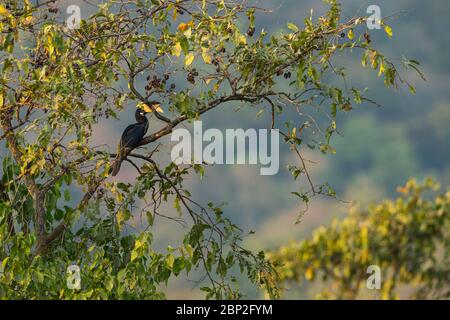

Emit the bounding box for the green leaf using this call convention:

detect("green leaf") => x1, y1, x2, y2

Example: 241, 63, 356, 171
172, 42, 182, 57
105, 278, 114, 291
1, 257, 10, 270
146, 211, 154, 226
34, 271, 44, 283
287, 22, 299, 32
64, 189, 70, 201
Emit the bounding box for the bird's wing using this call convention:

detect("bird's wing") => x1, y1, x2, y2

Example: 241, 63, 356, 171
120, 123, 147, 149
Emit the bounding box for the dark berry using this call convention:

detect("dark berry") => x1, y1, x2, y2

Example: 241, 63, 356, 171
187, 74, 195, 84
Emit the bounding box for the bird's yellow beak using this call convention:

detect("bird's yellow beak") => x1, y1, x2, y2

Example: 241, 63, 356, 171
139, 103, 164, 113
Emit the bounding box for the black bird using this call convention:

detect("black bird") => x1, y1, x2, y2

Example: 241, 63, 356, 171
111, 102, 162, 176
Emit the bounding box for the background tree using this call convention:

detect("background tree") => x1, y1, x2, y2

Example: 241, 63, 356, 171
269, 178, 450, 299
0, 0, 420, 299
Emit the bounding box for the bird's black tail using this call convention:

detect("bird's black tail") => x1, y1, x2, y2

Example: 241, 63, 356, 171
111, 150, 124, 176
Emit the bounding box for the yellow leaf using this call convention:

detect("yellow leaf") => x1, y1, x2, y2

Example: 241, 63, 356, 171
177, 22, 189, 32
238, 34, 247, 44
369, 50, 378, 69
185, 245, 193, 257
0, 93, 3, 107
172, 7, 178, 21
184, 28, 192, 38
348, 29, 354, 40
0, 5, 11, 17
116, 211, 124, 228
172, 41, 182, 57
38, 66, 47, 81
384, 25, 393, 38
166, 254, 175, 268
130, 250, 138, 262
201, 34, 210, 42
134, 238, 144, 250
378, 60, 385, 77
23, 15, 34, 26
331, 120, 336, 130
202, 48, 212, 64
305, 267, 314, 280
184, 53, 195, 67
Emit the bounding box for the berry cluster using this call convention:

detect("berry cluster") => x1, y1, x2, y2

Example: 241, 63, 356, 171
30, 49, 49, 68
211, 57, 221, 72
145, 74, 164, 91
145, 74, 176, 92
187, 69, 199, 84
275, 69, 291, 79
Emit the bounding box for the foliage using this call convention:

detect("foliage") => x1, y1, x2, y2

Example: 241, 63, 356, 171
269, 178, 450, 299
0, 0, 420, 299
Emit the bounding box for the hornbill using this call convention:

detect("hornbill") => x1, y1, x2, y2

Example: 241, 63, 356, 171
110, 102, 163, 176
